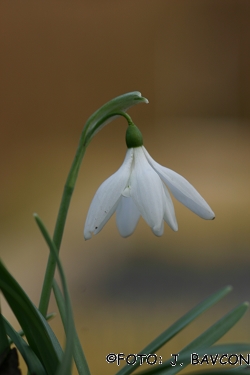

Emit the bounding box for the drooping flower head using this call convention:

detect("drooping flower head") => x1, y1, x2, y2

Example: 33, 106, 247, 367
84, 112, 215, 240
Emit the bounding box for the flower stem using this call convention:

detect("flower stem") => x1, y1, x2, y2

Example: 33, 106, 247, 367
38, 110, 133, 317
39, 138, 86, 316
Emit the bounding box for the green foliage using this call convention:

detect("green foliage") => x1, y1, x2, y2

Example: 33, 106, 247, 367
34, 213, 75, 375
115, 286, 249, 375
135, 302, 249, 375
53, 280, 91, 375
3, 317, 47, 375
0, 261, 62, 375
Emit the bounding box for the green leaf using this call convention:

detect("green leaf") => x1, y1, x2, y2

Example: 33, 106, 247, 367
8, 312, 56, 344
3, 316, 47, 375
34, 213, 77, 375
53, 280, 91, 375
115, 286, 232, 375
170, 302, 249, 375
0, 261, 62, 375
136, 302, 249, 375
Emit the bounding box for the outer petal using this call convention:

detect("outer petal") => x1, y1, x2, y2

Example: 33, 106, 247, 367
162, 183, 178, 231
116, 196, 141, 237
152, 220, 164, 236
143, 147, 215, 220
84, 149, 133, 239
129, 147, 165, 235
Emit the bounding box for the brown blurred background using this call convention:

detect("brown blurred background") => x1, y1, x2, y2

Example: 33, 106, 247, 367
0, 1, 250, 374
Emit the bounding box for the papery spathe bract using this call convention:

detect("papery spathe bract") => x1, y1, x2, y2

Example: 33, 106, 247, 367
84, 146, 215, 240
83, 92, 148, 145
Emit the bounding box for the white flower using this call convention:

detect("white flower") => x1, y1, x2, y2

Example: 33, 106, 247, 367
84, 146, 215, 239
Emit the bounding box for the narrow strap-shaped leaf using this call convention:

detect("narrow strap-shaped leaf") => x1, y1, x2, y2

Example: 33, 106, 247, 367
0, 261, 61, 375
170, 303, 249, 375
53, 279, 91, 375
137, 302, 249, 375
115, 286, 232, 375
34, 214, 77, 375
3, 316, 47, 375
7, 312, 56, 345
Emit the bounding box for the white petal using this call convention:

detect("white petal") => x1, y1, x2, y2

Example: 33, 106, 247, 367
152, 220, 164, 236
130, 147, 165, 234
84, 149, 133, 239
162, 183, 178, 231
143, 147, 215, 220
116, 196, 141, 237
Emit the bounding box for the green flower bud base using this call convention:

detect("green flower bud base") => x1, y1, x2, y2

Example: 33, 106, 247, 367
126, 123, 143, 148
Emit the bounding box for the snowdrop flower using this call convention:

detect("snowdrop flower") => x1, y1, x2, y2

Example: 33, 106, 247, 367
84, 121, 215, 239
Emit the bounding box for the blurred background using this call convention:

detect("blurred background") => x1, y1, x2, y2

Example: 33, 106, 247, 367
0, 1, 250, 374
